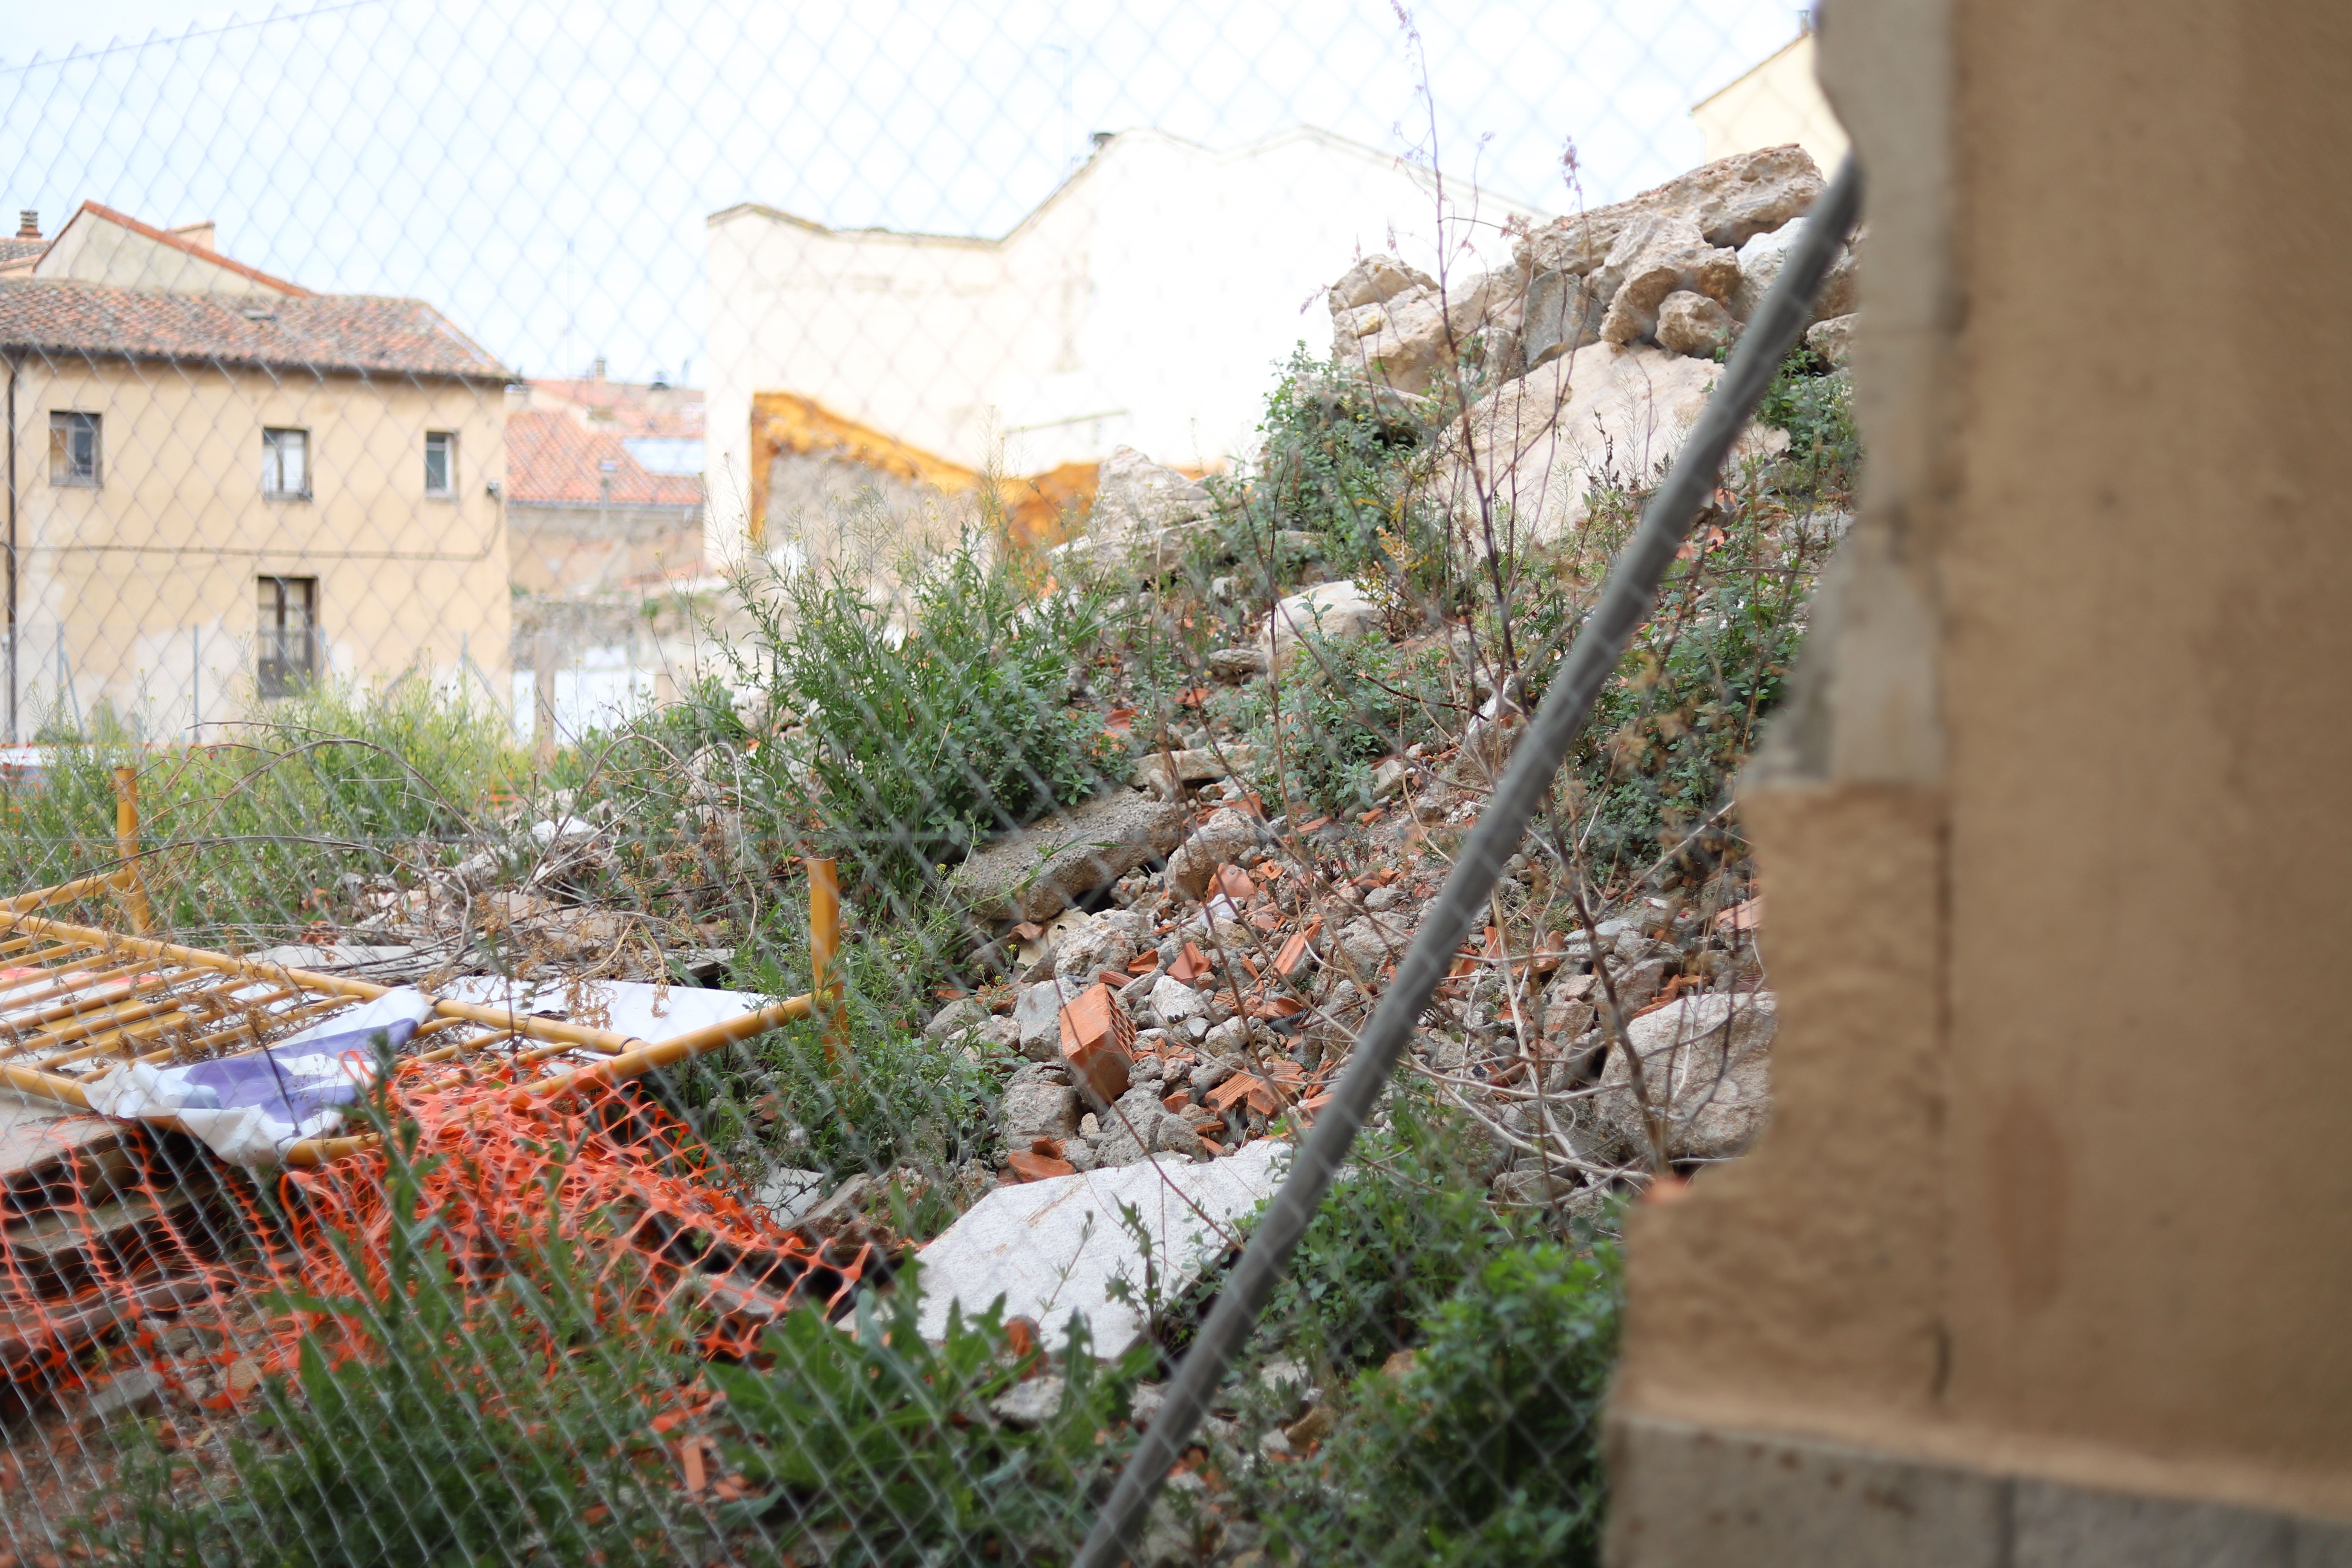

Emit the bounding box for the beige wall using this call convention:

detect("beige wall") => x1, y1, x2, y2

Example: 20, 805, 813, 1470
1614, 0, 2352, 1539
6, 355, 510, 735
1690, 34, 1851, 173
30, 214, 280, 296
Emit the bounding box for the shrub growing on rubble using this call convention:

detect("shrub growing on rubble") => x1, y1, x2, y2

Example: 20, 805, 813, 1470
1240, 346, 1450, 602
1245, 628, 1450, 820
710, 1268, 1150, 1562
1216, 1095, 1622, 1566
731, 530, 1129, 891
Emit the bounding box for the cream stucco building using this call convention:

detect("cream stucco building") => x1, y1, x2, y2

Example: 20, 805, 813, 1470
704, 126, 1538, 560
1690, 30, 1850, 173
0, 203, 511, 741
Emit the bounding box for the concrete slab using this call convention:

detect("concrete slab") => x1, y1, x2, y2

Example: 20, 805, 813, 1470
914, 1139, 1286, 1355
435, 976, 767, 1044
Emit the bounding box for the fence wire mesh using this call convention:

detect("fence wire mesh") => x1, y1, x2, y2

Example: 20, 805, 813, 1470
1, 4, 1854, 1563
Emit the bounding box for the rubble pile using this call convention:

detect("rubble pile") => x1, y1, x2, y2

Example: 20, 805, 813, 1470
939, 775, 1771, 1207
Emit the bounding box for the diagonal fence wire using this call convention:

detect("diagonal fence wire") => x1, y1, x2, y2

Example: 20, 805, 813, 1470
1075, 153, 1866, 1567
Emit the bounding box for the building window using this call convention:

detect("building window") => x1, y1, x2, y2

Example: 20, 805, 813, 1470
262, 427, 309, 499
49, 412, 100, 486
424, 431, 455, 496
256, 576, 318, 698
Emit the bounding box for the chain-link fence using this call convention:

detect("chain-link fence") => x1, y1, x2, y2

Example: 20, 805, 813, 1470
1, 5, 1855, 1563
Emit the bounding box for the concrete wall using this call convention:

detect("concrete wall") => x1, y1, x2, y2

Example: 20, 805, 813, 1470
704, 126, 1536, 563
6, 355, 510, 737
1609, 0, 2352, 1559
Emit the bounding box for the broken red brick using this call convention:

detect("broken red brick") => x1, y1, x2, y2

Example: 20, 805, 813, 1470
1205, 1074, 1282, 1117
1126, 952, 1159, 976
1167, 941, 1215, 983
1214, 864, 1257, 901
1714, 896, 1763, 933
1029, 1136, 1067, 1159
1059, 982, 1136, 1104
1007, 1151, 1078, 1182
1161, 1091, 1191, 1115
1297, 815, 1332, 833
1272, 931, 1311, 975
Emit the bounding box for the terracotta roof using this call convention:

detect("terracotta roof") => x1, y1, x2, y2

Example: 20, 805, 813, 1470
505, 409, 703, 509
0, 237, 45, 266
527, 377, 704, 438
0, 277, 507, 379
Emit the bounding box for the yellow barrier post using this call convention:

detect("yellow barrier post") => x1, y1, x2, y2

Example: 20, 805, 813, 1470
111, 767, 156, 934
806, 856, 845, 1061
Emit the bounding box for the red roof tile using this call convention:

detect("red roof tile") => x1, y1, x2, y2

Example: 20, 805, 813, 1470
527, 377, 704, 438
505, 409, 703, 510
0, 277, 506, 379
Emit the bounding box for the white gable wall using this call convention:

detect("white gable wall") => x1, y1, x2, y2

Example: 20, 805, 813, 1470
705, 127, 1536, 558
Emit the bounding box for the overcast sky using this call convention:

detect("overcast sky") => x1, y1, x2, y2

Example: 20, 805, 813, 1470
3, 0, 1808, 383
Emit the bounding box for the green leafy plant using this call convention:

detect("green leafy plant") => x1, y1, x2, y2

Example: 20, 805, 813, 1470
91, 1103, 704, 1567
1250, 629, 1450, 821
1247, 1241, 1621, 1567
710, 1266, 1151, 1565
0, 672, 519, 946
731, 529, 1127, 893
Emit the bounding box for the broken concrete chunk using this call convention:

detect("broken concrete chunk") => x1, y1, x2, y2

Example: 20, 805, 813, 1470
1327, 254, 1436, 313
1133, 745, 1261, 801
1452, 340, 1786, 544
1259, 579, 1382, 673
1331, 269, 1457, 395
1088, 446, 1213, 537
1595, 991, 1777, 1161
1015, 978, 1083, 1062
1805, 312, 1857, 367
1003, 1082, 1083, 1145
1092, 1084, 1200, 1166
1207, 646, 1269, 680
1336, 913, 1412, 976
925, 996, 988, 1040
949, 789, 1187, 926
1165, 808, 1265, 900
915, 1141, 1282, 1356
1148, 974, 1208, 1030
77, 1367, 167, 1430
990, 1374, 1067, 1428
754, 1166, 826, 1223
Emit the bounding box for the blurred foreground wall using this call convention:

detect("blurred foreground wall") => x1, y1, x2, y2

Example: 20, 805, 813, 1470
1608, 0, 2352, 1562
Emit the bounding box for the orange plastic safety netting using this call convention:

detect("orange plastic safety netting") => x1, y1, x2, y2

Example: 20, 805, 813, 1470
1, 1058, 875, 1411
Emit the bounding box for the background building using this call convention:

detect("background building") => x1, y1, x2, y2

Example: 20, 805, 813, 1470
503, 369, 711, 746
704, 125, 1537, 564
1689, 28, 1849, 172
0, 203, 510, 741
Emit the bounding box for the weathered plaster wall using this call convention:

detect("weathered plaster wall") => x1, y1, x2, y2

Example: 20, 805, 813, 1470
1611, 0, 2352, 1549
8, 357, 510, 730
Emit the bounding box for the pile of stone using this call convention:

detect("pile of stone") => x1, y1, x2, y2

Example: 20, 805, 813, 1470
1332, 144, 1856, 389
1330, 144, 1857, 544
